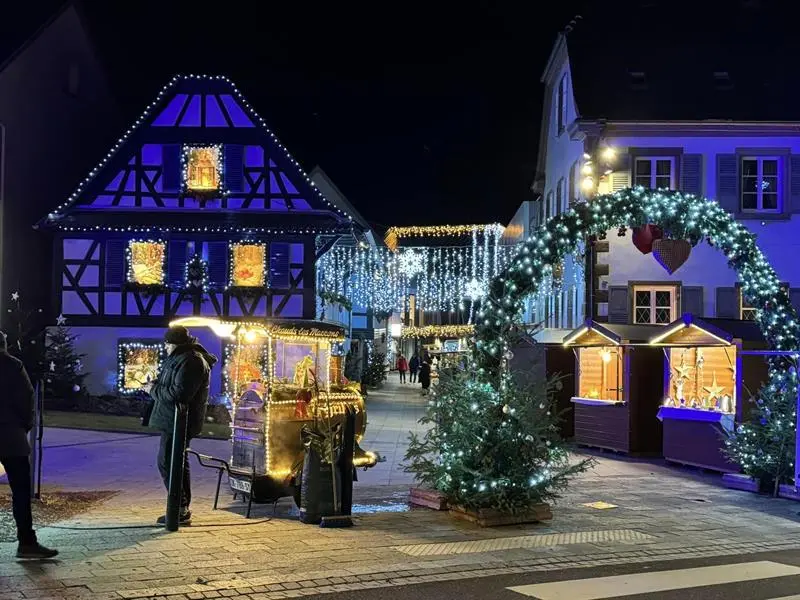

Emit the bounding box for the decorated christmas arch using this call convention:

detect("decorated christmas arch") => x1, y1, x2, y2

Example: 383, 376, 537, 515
406, 187, 800, 514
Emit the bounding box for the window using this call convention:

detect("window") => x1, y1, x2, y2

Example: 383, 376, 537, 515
127, 240, 166, 286
713, 71, 733, 91
568, 161, 578, 205
118, 341, 163, 394
633, 285, 677, 324
184, 145, 221, 192
738, 282, 788, 320
629, 71, 647, 90
230, 242, 266, 287
556, 74, 568, 134
556, 179, 565, 214
545, 191, 554, 221
634, 157, 675, 189
741, 157, 780, 212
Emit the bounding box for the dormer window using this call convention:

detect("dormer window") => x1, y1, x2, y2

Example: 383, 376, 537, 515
556, 73, 569, 135
713, 71, 733, 90
629, 71, 647, 90
183, 145, 222, 192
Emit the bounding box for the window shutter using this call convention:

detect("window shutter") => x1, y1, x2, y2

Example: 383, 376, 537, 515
611, 154, 631, 191
207, 242, 228, 288
680, 285, 704, 317
269, 242, 290, 289
167, 241, 188, 287
568, 162, 577, 204
680, 154, 703, 195
790, 288, 800, 315
716, 154, 738, 213
223, 144, 244, 192
105, 240, 126, 286
162, 144, 182, 191
789, 155, 800, 213
715, 286, 738, 318
607, 286, 629, 324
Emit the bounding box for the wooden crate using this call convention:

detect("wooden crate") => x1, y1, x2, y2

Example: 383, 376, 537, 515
449, 503, 552, 527
409, 487, 448, 511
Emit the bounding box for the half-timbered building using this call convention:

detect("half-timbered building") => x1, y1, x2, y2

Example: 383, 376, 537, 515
37, 74, 366, 398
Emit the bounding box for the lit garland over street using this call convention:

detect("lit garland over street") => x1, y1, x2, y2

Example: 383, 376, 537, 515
400, 324, 475, 339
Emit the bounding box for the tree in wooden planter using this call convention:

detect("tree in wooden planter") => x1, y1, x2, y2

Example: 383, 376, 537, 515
405, 365, 591, 516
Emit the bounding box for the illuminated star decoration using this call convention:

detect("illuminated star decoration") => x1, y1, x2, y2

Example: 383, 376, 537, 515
703, 372, 725, 400
49, 361, 56, 372
10, 291, 19, 302
398, 250, 425, 277
56, 314, 67, 326
464, 277, 486, 301
673, 358, 692, 380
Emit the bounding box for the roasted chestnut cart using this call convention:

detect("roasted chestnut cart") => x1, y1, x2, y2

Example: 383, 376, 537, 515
171, 317, 378, 509
650, 315, 769, 472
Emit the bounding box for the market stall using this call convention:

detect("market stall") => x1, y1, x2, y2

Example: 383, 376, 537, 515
401, 324, 473, 379
170, 317, 379, 505
563, 320, 665, 454
650, 315, 768, 472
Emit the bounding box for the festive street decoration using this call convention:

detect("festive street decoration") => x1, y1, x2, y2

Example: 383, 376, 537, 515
45, 325, 88, 399
632, 224, 662, 255
184, 253, 209, 293
118, 341, 162, 393
462, 186, 800, 503
652, 238, 692, 274
229, 242, 266, 288
400, 325, 475, 339
384, 224, 503, 251
126, 240, 166, 287
183, 145, 222, 194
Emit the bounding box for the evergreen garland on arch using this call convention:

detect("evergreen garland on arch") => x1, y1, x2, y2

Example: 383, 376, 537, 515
439, 187, 799, 508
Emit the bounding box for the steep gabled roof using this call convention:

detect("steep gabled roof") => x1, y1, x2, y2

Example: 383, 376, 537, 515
564, 0, 800, 122
0, 1, 72, 75
40, 74, 359, 234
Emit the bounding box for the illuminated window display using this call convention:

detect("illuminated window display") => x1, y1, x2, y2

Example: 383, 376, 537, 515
563, 321, 664, 455
183, 145, 221, 192
127, 240, 166, 286
118, 341, 162, 393
230, 242, 266, 287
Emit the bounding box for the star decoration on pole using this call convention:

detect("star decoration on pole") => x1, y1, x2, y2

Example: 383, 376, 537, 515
703, 372, 725, 400
56, 314, 67, 326
11, 291, 19, 301
49, 361, 56, 372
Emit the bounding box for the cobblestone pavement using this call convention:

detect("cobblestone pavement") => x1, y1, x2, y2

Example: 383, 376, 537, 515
3, 377, 800, 599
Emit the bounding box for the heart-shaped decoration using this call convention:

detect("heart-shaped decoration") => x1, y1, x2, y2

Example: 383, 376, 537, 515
652, 239, 691, 274
632, 224, 663, 255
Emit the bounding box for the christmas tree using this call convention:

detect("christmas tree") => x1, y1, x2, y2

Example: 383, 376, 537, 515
5, 291, 45, 379
44, 323, 88, 401
405, 365, 592, 513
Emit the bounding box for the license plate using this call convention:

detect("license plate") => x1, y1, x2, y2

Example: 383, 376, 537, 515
230, 478, 251, 493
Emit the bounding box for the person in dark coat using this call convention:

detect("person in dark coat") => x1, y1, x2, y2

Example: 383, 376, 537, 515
419, 360, 432, 396
143, 326, 217, 525
409, 353, 420, 383
0, 332, 58, 559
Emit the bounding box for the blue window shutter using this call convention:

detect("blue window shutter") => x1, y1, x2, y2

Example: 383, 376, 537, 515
167, 241, 188, 287
105, 240, 126, 286
607, 286, 629, 324
223, 145, 244, 192
207, 242, 228, 288
680, 286, 704, 317
716, 154, 738, 213
162, 144, 182, 191
789, 155, 800, 213
269, 242, 290, 288
715, 287, 738, 318
680, 154, 703, 196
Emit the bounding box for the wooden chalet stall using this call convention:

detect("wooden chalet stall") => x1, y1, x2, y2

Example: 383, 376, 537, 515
650, 315, 768, 472
563, 320, 664, 454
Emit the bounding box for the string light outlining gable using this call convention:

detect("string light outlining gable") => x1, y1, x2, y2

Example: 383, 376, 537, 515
471, 186, 800, 478
42, 74, 353, 226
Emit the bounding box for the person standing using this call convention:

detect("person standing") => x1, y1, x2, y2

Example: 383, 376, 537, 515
409, 353, 420, 383
396, 353, 408, 383
0, 332, 58, 559
419, 359, 432, 396
143, 326, 217, 525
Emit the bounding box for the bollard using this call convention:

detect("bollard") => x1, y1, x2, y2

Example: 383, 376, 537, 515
165, 404, 188, 532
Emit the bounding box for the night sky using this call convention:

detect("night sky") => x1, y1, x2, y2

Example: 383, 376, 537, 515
4, 1, 588, 231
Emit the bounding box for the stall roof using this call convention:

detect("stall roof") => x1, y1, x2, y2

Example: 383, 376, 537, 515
563, 320, 664, 347
649, 314, 765, 347
169, 317, 346, 341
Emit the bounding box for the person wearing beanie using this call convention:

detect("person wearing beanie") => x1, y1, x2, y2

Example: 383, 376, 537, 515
143, 325, 218, 525
0, 332, 58, 558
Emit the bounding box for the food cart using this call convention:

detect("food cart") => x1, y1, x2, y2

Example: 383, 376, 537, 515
562, 320, 665, 455
170, 317, 378, 505
650, 314, 768, 472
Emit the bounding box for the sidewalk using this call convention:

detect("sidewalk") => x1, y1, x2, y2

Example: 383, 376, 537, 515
3, 378, 800, 599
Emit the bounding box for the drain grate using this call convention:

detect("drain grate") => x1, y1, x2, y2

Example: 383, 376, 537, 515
394, 529, 654, 556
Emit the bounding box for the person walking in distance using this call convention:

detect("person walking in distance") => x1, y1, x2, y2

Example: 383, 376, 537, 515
408, 353, 420, 383
396, 352, 408, 383
143, 326, 217, 525
0, 332, 58, 559
419, 359, 432, 396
